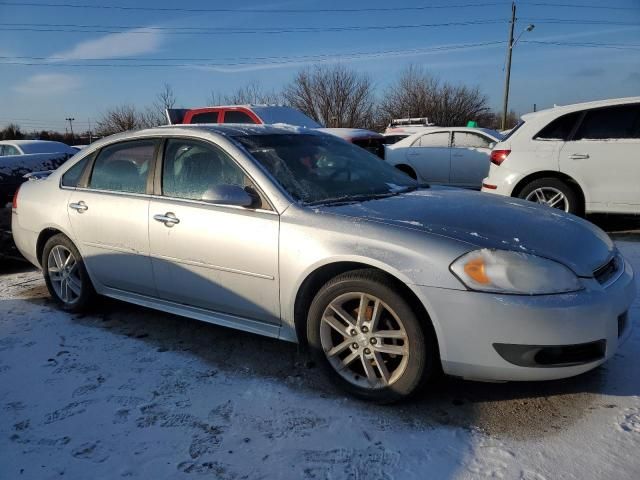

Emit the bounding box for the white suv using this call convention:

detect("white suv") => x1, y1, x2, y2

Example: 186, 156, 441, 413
481, 97, 640, 216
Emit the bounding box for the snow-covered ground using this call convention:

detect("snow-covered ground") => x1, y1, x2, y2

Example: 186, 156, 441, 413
1, 239, 638, 479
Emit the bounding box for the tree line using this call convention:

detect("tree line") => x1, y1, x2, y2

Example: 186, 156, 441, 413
2, 64, 519, 141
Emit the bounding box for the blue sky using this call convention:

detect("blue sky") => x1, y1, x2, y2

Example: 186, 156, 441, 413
0, 0, 639, 133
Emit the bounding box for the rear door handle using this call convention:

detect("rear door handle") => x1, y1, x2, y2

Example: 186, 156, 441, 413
153, 212, 180, 227
568, 153, 590, 160
69, 201, 88, 213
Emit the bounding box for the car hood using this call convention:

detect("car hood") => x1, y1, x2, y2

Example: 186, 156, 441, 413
314, 187, 614, 277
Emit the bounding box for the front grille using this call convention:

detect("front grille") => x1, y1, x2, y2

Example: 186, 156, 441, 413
618, 312, 629, 338
594, 255, 620, 285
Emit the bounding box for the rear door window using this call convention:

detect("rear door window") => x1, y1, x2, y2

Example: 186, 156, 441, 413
452, 132, 492, 148
190, 111, 220, 123
573, 104, 640, 140
89, 140, 157, 194
223, 110, 256, 124
413, 132, 450, 147
535, 112, 581, 141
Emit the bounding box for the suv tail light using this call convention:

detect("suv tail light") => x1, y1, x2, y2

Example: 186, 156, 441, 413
490, 149, 511, 166
12, 185, 20, 210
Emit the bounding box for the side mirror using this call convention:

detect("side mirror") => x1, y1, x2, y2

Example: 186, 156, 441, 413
201, 184, 257, 207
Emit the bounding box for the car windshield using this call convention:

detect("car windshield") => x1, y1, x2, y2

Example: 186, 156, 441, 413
233, 133, 419, 205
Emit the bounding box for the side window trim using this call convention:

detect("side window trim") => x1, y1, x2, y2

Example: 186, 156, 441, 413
565, 111, 586, 141
155, 136, 274, 212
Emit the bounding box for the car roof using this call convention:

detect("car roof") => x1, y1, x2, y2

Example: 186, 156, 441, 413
521, 96, 640, 121
391, 127, 502, 146
0, 140, 67, 146
156, 123, 324, 137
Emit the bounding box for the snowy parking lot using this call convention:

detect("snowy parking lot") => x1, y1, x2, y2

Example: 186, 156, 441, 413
1, 235, 639, 479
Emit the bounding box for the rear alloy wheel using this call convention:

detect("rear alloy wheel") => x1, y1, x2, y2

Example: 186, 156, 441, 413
42, 234, 95, 312
518, 178, 581, 215
307, 270, 436, 403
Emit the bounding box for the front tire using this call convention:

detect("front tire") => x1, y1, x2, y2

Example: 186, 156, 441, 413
307, 269, 437, 403
518, 177, 582, 215
42, 234, 95, 312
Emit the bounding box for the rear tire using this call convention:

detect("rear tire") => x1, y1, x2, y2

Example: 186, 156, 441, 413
518, 177, 583, 216
307, 269, 437, 403
42, 233, 96, 312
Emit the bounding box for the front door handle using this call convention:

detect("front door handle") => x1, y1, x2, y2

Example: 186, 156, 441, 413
568, 153, 590, 160
69, 201, 88, 213
153, 212, 180, 227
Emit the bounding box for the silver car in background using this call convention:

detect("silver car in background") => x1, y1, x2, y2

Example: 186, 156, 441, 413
12, 124, 636, 402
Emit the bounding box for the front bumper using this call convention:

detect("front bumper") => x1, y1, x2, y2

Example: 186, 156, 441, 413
414, 257, 636, 381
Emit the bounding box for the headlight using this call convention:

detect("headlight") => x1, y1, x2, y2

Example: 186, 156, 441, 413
450, 249, 582, 295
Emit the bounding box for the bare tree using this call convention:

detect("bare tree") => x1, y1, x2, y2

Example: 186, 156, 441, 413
283, 65, 376, 128
377, 65, 491, 128
141, 83, 177, 128
0, 123, 24, 140
206, 80, 281, 106
95, 104, 142, 136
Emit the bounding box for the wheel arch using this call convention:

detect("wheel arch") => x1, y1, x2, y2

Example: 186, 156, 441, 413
292, 261, 440, 363
394, 164, 418, 180
511, 170, 587, 207
36, 227, 67, 267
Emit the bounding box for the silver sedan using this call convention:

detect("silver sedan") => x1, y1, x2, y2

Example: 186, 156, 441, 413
11, 125, 636, 402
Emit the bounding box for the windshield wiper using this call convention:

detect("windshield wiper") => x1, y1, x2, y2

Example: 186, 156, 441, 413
307, 192, 398, 206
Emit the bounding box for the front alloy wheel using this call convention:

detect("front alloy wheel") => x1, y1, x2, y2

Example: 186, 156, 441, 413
307, 269, 437, 403
320, 292, 409, 389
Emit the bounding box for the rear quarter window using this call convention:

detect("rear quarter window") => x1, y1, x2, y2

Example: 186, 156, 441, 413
61, 154, 92, 188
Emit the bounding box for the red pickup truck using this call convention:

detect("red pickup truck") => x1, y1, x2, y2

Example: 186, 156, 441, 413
165, 105, 385, 158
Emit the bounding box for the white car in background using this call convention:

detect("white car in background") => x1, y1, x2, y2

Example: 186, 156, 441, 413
385, 127, 503, 188
0, 140, 76, 157
481, 97, 640, 216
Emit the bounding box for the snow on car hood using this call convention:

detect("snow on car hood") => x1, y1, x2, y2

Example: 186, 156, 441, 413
315, 187, 615, 277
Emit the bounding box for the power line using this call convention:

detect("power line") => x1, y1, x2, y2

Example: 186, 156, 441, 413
0, 41, 508, 68
522, 18, 640, 25
0, 1, 510, 13
521, 40, 640, 49
523, 2, 640, 10
0, 20, 510, 36
0, 42, 508, 63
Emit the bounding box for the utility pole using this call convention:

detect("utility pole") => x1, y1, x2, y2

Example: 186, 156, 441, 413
88, 118, 93, 143
501, 2, 516, 130
65, 117, 75, 139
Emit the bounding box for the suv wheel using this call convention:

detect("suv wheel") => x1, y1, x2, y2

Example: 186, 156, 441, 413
307, 269, 437, 403
518, 178, 582, 215
42, 234, 96, 312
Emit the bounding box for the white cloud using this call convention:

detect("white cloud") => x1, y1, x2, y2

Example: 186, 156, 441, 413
13, 73, 82, 95
50, 27, 163, 60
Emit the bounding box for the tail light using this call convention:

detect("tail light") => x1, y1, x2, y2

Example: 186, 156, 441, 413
490, 149, 511, 166
12, 185, 20, 210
